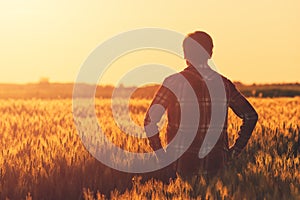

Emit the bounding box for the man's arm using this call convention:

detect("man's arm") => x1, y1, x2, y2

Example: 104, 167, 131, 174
228, 81, 258, 157
144, 84, 174, 151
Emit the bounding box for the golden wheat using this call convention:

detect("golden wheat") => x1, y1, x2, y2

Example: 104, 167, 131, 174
0, 97, 299, 199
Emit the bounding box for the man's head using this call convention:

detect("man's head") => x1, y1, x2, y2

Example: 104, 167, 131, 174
183, 31, 214, 66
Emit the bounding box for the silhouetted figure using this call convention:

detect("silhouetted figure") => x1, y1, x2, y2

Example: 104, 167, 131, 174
144, 31, 258, 182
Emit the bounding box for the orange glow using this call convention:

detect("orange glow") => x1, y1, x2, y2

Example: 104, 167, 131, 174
0, 1, 299, 84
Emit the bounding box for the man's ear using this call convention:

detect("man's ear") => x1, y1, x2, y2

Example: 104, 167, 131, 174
210, 50, 213, 58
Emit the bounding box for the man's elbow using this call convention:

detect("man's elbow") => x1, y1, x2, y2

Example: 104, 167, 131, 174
143, 119, 150, 136
244, 110, 258, 125
144, 112, 151, 127
253, 110, 258, 123
144, 116, 157, 138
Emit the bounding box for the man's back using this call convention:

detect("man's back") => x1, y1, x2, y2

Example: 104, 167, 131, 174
144, 65, 258, 177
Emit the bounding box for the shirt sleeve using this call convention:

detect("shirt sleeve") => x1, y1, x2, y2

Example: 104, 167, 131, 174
228, 81, 258, 156
144, 82, 175, 151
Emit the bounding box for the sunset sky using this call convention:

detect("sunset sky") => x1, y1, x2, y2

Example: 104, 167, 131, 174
0, 1, 299, 85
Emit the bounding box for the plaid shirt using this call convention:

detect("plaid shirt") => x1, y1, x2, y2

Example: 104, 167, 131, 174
144, 65, 258, 175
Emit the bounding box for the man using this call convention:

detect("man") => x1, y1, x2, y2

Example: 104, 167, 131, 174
144, 31, 258, 180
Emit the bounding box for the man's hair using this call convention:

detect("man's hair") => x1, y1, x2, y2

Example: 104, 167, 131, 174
182, 31, 214, 64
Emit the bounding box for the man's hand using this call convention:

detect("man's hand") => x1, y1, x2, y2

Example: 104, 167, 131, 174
154, 148, 166, 167
148, 137, 163, 151
229, 147, 241, 160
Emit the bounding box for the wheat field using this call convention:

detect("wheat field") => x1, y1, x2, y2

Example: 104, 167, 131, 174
0, 97, 299, 199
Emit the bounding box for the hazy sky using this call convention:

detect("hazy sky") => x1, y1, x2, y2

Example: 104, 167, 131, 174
0, 1, 299, 85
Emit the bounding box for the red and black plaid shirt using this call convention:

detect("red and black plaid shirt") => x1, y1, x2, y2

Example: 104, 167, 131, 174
144, 65, 258, 175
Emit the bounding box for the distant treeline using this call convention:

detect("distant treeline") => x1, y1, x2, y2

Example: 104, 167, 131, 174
234, 82, 300, 97
0, 82, 299, 99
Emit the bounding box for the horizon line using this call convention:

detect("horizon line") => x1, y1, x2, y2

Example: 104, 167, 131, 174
0, 81, 299, 87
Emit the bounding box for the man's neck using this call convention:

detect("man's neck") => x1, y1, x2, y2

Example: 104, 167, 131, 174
187, 63, 211, 70
186, 60, 210, 68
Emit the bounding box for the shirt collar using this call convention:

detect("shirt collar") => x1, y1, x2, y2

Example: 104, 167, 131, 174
184, 65, 216, 80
